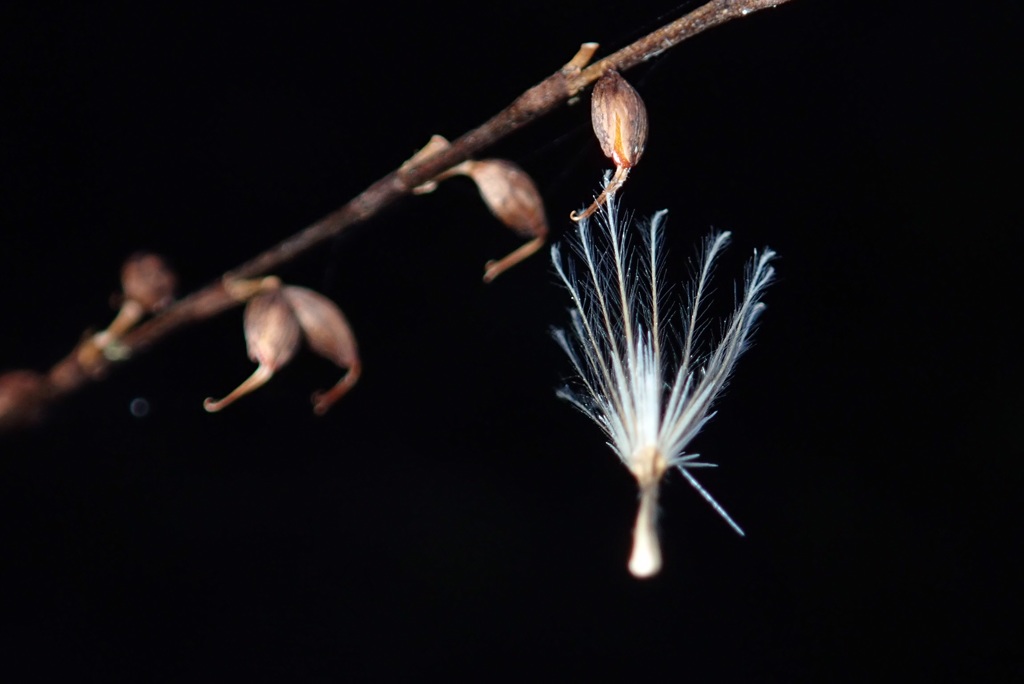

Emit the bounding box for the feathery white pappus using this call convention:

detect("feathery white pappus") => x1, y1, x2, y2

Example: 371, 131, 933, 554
551, 189, 776, 578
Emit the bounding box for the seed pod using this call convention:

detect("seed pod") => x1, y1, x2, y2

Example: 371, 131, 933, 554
459, 159, 549, 282
571, 69, 649, 222
203, 289, 301, 412
244, 290, 302, 370
402, 137, 549, 281
0, 370, 50, 432
463, 160, 546, 238
281, 286, 361, 415
592, 69, 647, 169
122, 252, 177, 313
93, 253, 179, 351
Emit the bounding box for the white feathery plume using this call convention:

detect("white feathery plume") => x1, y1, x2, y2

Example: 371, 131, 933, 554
552, 188, 776, 578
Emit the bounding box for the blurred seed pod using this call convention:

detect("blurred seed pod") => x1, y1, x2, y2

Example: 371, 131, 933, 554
122, 252, 177, 314
571, 69, 649, 221
204, 288, 301, 412
91, 253, 179, 354
244, 290, 302, 370
458, 159, 549, 282
281, 286, 361, 415
0, 370, 50, 432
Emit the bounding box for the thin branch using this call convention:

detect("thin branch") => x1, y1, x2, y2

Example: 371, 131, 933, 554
1, 0, 794, 429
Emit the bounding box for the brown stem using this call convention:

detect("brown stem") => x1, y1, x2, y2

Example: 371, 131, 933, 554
483, 236, 548, 283
203, 364, 275, 413
3, 0, 795, 429
311, 362, 363, 416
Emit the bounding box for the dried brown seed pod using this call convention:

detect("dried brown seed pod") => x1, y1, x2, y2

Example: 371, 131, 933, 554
204, 282, 361, 415
92, 253, 179, 354
0, 370, 50, 432
122, 252, 177, 314
402, 138, 549, 281
458, 159, 549, 282
243, 290, 302, 370
592, 69, 648, 169
203, 288, 301, 412
281, 286, 361, 415
571, 69, 649, 222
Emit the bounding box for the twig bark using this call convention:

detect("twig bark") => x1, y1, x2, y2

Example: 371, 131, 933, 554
1, 0, 794, 429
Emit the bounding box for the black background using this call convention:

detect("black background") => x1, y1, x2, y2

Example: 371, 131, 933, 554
1, 0, 1021, 680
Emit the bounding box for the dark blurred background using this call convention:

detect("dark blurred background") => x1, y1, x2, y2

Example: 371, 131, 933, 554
0, 0, 1020, 680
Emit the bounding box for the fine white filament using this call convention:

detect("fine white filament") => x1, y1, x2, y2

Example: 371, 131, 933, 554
552, 190, 776, 577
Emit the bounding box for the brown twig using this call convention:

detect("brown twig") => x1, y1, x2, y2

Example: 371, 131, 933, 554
0, 0, 794, 430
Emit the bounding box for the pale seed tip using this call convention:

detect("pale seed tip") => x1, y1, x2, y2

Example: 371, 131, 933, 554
628, 485, 663, 578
